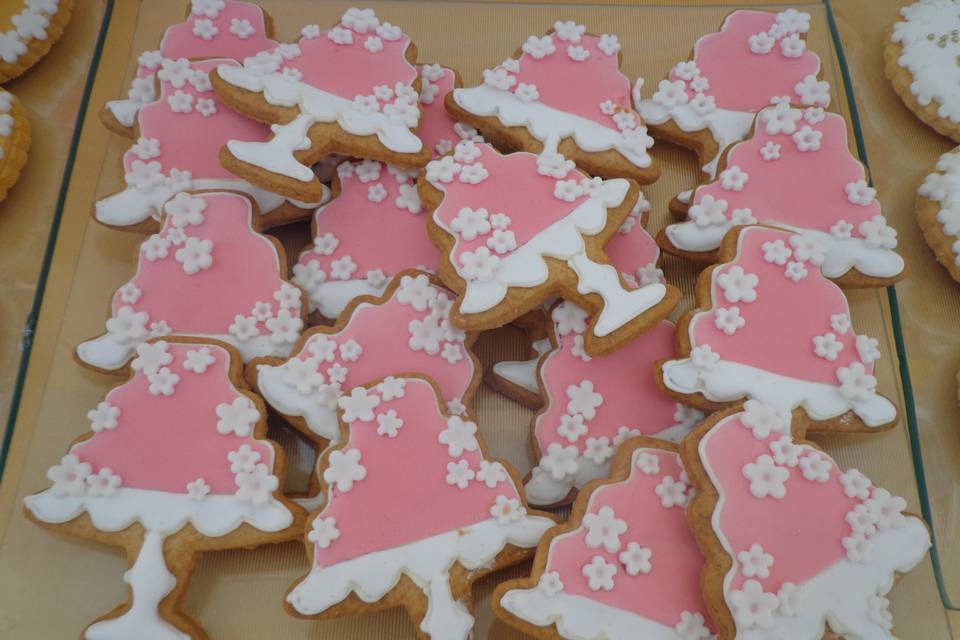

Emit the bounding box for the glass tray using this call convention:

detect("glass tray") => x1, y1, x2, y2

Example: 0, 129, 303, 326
0, 1, 954, 638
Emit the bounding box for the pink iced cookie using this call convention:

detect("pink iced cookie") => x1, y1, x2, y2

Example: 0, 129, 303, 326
96, 58, 324, 231
662, 105, 905, 285
104, 0, 278, 132
25, 338, 299, 640
285, 374, 554, 638
213, 8, 431, 202
422, 141, 678, 357
254, 272, 479, 445
78, 191, 306, 373
449, 21, 657, 183
659, 226, 897, 431
637, 9, 828, 188
488, 195, 665, 405
497, 440, 714, 640
417, 63, 484, 157
525, 303, 704, 506
684, 402, 930, 638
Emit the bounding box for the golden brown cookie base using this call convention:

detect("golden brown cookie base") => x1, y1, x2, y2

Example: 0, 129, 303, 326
0, 0, 74, 83
0, 94, 31, 203
884, 33, 960, 144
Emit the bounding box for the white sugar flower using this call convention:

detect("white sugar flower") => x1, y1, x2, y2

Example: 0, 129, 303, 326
793, 125, 822, 151
490, 494, 526, 524
129, 340, 172, 376
769, 436, 802, 467
758, 102, 802, 135
522, 35, 556, 59
339, 339, 363, 362
837, 361, 877, 401
174, 237, 213, 275
47, 454, 92, 497
87, 401, 120, 432
394, 183, 422, 213
690, 345, 720, 372
265, 309, 303, 345
195, 97, 216, 117
865, 488, 907, 531
536, 152, 575, 178
167, 89, 194, 114
714, 306, 745, 335
216, 396, 259, 436
583, 436, 614, 464
323, 448, 367, 492
227, 444, 261, 473
554, 20, 585, 43
376, 22, 402, 41
308, 517, 341, 548
363, 35, 383, 53
483, 67, 516, 91
446, 459, 475, 489
164, 192, 207, 227
652, 79, 688, 109
845, 179, 876, 206
717, 265, 759, 303
438, 415, 479, 456
566, 380, 603, 419
367, 183, 387, 203
690, 92, 716, 116
858, 215, 897, 249
341, 7, 379, 33
794, 74, 831, 107
451, 207, 492, 241
183, 347, 215, 374
375, 409, 404, 438
192, 17, 218, 40
397, 274, 437, 310
330, 255, 357, 281
84, 468, 121, 497
598, 33, 621, 56
742, 455, 789, 499
476, 460, 508, 487
515, 82, 539, 102
537, 572, 563, 596
655, 475, 688, 507
235, 463, 279, 504
552, 302, 588, 335
719, 165, 749, 191
440, 342, 463, 364
583, 505, 627, 552
282, 358, 325, 395
126, 160, 165, 191
742, 400, 788, 438
327, 363, 348, 385
131, 137, 160, 160
798, 452, 831, 482
426, 155, 461, 184
738, 543, 774, 578
486, 229, 517, 254
230, 17, 255, 39
780, 33, 806, 57
157, 57, 192, 88
846, 503, 879, 536
749, 31, 775, 54
408, 316, 444, 354
634, 451, 660, 474
186, 478, 210, 501
146, 366, 179, 396
689, 194, 728, 228
813, 332, 844, 361
567, 45, 590, 62
540, 442, 579, 480
784, 261, 808, 282
730, 580, 779, 629
760, 141, 782, 161
228, 315, 259, 342
459, 162, 488, 184
581, 555, 617, 591
459, 247, 500, 281
338, 387, 380, 423
675, 611, 711, 640
762, 239, 792, 265
554, 179, 583, 202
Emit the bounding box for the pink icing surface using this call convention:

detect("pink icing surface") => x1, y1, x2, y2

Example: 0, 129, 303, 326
159, 2, 277, 63
298, 162, 438, 278
605, 218, 660, 281
546, 448, 711, 628
536, 321, 679, 451
691, 110, 879, 234
277, 27, 416, 100
127, 58, 271, 179
416, 66, 460, 156
113, 192, 289, 334
431, 143, 591, 264
313, 377, 520, 566
689, 227, 868, 385
72, 342, 274, 493
294, 282, 475, 405
700, 412, 856, 591
514, 33, 633, 129
687, 10, 821, 111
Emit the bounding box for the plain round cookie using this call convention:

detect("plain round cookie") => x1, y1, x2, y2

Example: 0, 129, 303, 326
0, 0, 74, 83
917, 147, 960, 282
885, 0, 960, 143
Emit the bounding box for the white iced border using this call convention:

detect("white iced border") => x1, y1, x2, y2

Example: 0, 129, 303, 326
95, 177, 324, 228
288, 515, 553, 639
699, 424, 930, 639
24, 485, 293, 537
490, 337, 554, 394
661, 357, 896, 428
452, 85, 653, 169
665, 224, 905, 280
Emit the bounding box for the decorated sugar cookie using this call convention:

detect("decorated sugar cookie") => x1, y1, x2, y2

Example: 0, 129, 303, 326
917, 146, 960, 282
0, 89, 30, 203
0, 0, 73, 84
681, 402, 930, 639
525, 305, 704, 507
96, 58, 323, 232
886, 0, 960, 143
78, 191, 306, 374
495, 439, 714, 640
637, 9, 828, 208
102, 0, 278, 135
448, 21, 658, 183
487, 193, 665, 408
253, 271, 479, 445
25, 338, 302, 640
421, 141, 679, 357
660, 105, 905, 286
212, 7, 432, 203
285, 374, 554, 638
658, 226, 897, 432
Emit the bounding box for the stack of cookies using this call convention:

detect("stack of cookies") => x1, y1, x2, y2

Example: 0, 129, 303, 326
22, 4, 931, 640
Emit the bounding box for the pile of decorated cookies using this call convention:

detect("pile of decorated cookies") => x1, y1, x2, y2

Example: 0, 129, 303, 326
21, 3, 937, 639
